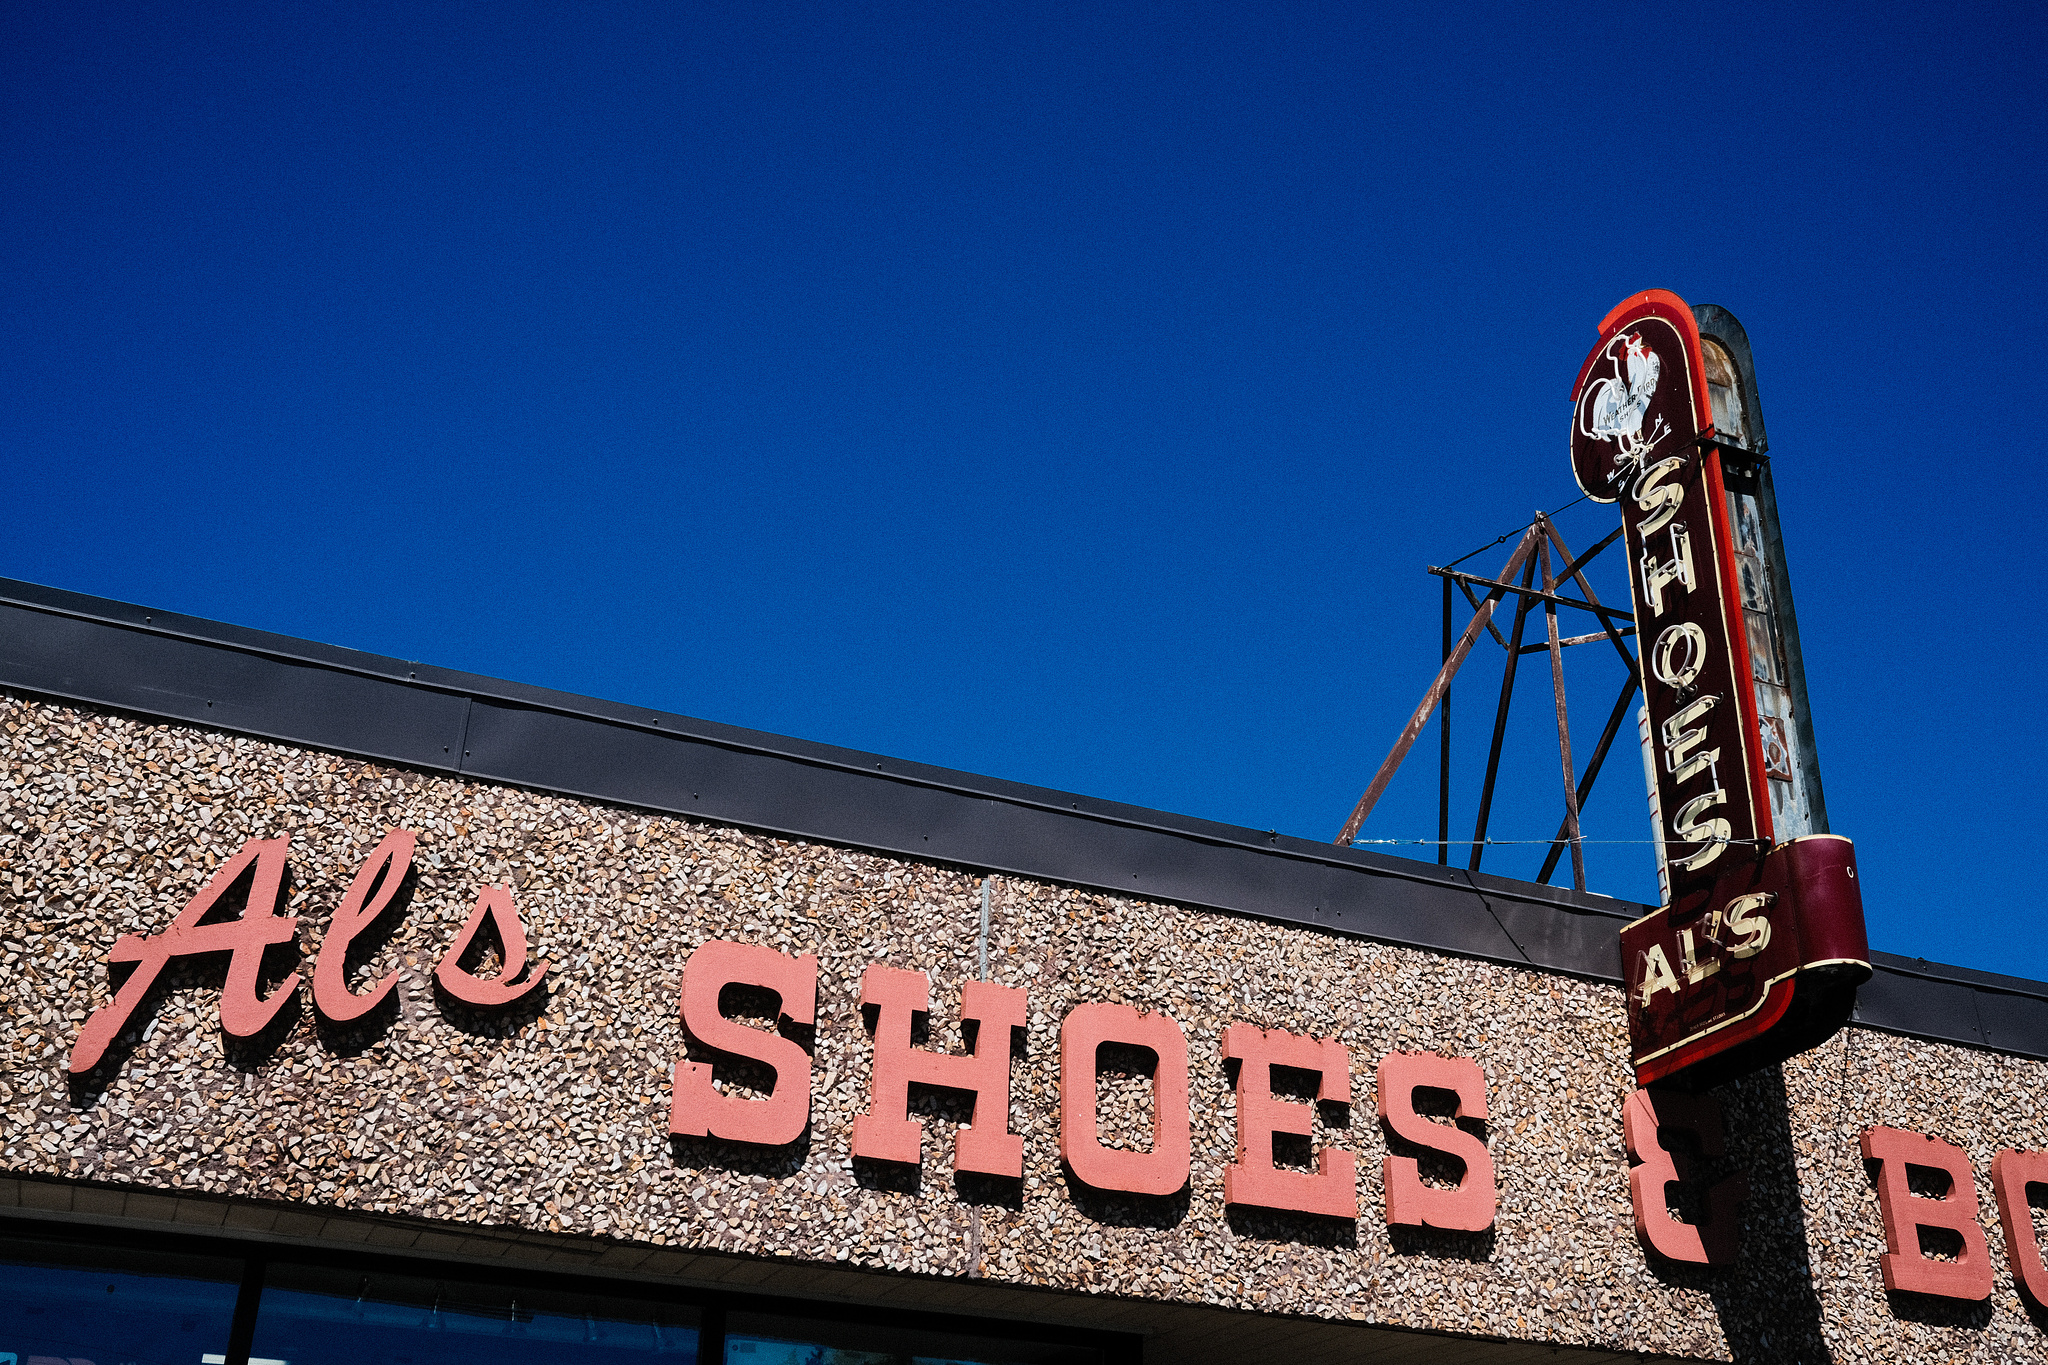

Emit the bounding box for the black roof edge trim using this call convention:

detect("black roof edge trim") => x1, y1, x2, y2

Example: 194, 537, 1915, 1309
2, 575, 2041, 1063
0, 670, 1620, 988
1869, 950, 2048, 1005
0, 577, 1626, 907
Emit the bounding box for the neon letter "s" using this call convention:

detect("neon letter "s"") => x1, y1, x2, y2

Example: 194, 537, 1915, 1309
1669, 789, 1730, 872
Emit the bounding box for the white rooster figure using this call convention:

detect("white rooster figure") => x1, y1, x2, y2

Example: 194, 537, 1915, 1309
1581, 331, 1669, 480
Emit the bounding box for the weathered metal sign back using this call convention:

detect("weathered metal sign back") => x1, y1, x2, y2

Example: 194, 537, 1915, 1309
1572, 290, 1869, 1089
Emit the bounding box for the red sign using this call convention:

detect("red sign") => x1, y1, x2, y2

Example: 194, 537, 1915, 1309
1618, 834, 1867, 1085
1573, 291, 1868, 1087
1571, 291, 1771, 903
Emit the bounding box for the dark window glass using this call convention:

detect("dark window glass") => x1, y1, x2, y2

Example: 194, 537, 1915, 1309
248, 1265, 697, 1365
724, 1312, 1100, 1365
0, 1234, 244, 1365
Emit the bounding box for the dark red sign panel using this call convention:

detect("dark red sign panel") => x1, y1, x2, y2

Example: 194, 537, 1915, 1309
1574, 290, 1868, 1088
1571, 292, 1771, 909
1619, 834, 1867, 1085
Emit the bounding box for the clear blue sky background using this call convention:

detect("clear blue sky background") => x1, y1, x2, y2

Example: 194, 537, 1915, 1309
6, 4, 2043, 975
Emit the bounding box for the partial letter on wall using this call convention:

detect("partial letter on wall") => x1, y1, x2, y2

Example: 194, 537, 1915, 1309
71, 835, 300, 1074
1221, 1024, 1355, 1219
1058, 1003, 1191, 1196
312, 829, 415, 1023
670, 940, 818, 1147
1623, 1088, 1747, 1265
1377, 1052, 1495, 1233
853, 966, 1026, 1179
1861, 1125, 1994, 1300
1993, 1148, 2048, 1308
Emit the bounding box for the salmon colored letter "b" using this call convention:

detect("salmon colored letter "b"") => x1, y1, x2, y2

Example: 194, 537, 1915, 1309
1862, 1126, 1993, 1300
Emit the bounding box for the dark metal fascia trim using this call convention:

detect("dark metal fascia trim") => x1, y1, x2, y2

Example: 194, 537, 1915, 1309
0, 577, 1637, 970
0, 583, 1600, 906
1868, 951, 2048, 1005
4, 575, 2046, 1062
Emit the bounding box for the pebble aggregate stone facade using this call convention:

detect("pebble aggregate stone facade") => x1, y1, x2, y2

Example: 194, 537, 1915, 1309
5, 690, 2048, 1363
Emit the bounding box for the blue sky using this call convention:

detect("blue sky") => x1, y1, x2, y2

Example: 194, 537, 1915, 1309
6, 3, 2044, 976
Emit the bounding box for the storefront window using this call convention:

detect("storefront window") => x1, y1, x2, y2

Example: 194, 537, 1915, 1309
0, 1234, 245, 1365
724, 1312, 1100, 1365
248, 1265, 699, 1365
0, 1234, 1112, 1365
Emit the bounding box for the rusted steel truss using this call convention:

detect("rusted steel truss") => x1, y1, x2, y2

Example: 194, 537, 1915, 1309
1334, 514, 1639, 894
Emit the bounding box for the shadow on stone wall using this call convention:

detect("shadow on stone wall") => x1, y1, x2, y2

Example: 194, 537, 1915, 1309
953, 1169, 1025, 1210
1883, 1287, 1994, 1332
430, 972, 552, 1038
1703, 1064, 1834, 1364
672, 1127, 813, 1180
1224, 1203, 1358, 1248
1058, 1163, 1193, 1231
1386, 1222, 1496, 1262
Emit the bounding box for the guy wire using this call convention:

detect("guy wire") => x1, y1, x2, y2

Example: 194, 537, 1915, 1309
1440, 491, 1594, 570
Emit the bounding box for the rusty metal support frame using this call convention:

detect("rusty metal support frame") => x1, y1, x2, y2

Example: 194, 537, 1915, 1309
1334, 529, 1540, 849
1541, 520, 1635, 672
1337, 513, 1641, 890
1430, 567, 1633, 624
1467, 549, 1541, 871
1438, 575, 1452, 865
1537, 671, 1642, 885
1516, 628, 1635, 654
1455, 578, 1513, 652
1539, 533, 1586, 891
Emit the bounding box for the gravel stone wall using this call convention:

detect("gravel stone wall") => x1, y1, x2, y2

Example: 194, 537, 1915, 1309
3, 693, 2045, 1362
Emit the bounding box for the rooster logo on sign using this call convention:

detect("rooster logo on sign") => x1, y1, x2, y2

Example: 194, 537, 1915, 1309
1579, 331, 1670, 484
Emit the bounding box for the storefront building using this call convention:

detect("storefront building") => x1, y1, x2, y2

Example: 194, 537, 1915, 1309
4, 577, 2047, 1364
